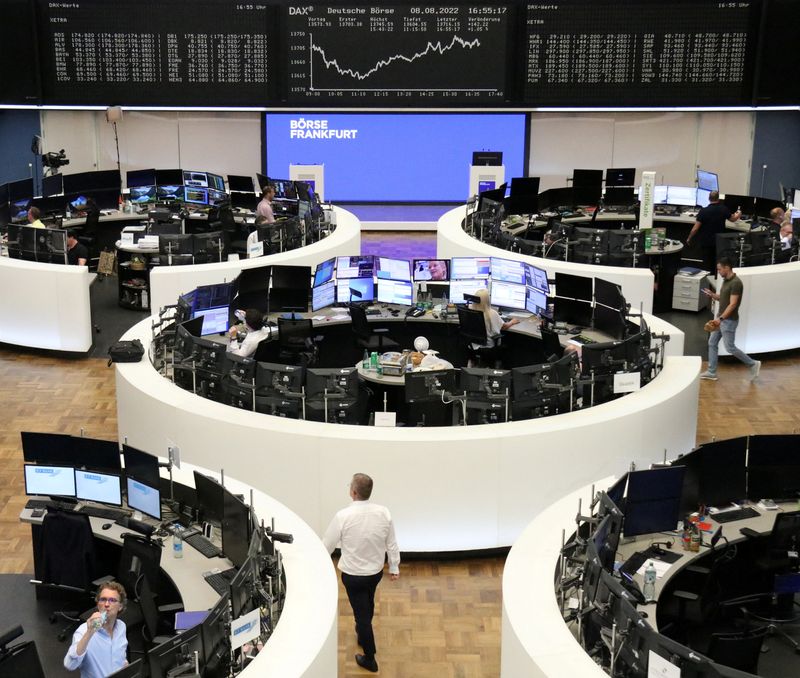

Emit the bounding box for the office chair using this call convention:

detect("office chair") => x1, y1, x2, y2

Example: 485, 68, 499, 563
77, 209, 101, 271
540, 326, 564, 360
277, 317, 321, 367
705, 627, 768, 674
349, 304, 399, 353
456, 306, 498, 368
253, 335, 276, 363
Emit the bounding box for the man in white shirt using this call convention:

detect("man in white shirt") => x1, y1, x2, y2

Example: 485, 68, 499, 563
323, 473, 400, 673
256, 186, 276, 222
227, 308, 270, 358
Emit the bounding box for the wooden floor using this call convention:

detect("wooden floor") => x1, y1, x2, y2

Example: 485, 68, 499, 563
2, 344, 800, 676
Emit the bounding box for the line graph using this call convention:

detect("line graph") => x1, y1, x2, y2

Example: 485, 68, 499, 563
286, 4, 510, 103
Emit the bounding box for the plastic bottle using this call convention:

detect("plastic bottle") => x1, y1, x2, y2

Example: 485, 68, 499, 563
173, 532, 183, 559
361, 349, 370, 370
681, 521, 691, 551
370, 351, 378, 371
690, 524, 702, 552
376, 361, 383, 377
642, 562, 657, 602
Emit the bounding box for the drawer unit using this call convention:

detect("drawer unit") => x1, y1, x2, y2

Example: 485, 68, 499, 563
672, 272, 710, 312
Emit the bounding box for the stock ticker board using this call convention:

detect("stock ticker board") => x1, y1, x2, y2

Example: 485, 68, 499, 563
522, 0, 762, 106
36, 0, 278, 106
284, 4, 514, 104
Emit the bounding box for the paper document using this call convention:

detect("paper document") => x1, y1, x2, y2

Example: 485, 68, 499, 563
637, 560, 672, 579
648, 650, 680, 677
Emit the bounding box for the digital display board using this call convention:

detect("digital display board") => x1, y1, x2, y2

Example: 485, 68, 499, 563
36, 0, 277, 105
523, 0, 761, 106
284, 3, 513, 104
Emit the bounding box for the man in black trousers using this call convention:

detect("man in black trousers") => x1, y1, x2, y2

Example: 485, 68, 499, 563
323, 473, 400, 673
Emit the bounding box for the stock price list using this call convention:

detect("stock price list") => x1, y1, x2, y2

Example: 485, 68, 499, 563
38, 0, 277, 106
285, 4, 511, 104
524, 0, 761, 106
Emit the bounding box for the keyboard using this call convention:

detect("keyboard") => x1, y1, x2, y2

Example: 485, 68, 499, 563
25, 498, 77, 512
711, 506, 759, 523
619, 550, 650, 577
77, 505, 128, 521
204, 568, 236, 595
365, 309, 382, 316
184, 532, 223, 558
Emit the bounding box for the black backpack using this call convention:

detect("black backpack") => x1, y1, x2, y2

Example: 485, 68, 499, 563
107, 339, 145, 366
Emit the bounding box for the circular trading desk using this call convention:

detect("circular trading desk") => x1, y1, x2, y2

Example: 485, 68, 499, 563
148, 206, 361, 312
116, 312, 699, 553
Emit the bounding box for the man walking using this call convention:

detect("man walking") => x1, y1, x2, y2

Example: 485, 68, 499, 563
323, 473, 400, 673
700, 256, 760, 381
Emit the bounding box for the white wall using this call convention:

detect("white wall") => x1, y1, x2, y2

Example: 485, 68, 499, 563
39, 110, 755, 196
40, 110, 262, 182
530, 111, 755, 194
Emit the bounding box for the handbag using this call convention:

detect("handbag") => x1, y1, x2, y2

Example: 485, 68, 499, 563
107, 339, 145, 366
98, 249, 117, 276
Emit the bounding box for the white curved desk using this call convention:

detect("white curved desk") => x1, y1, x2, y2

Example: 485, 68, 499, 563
436, 206, 656, 315
149, 207, 361, 312
116, 314, 698, 552
0, 255, 93, 352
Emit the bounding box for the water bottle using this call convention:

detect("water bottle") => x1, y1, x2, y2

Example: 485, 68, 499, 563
361, 349, 370, 370
643, 562, 657, 602
173, 532, 183, 559
370, 351, 378, 371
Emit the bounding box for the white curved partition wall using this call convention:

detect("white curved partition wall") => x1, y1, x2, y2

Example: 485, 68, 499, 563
116, 316, 699, 552
149, 206, 361, 312
173, 461, 338, 677
0, 255, 93, 352
501, 477, 616, 678
436, 206, 656, 315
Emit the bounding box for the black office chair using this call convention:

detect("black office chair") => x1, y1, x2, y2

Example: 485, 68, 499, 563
349, 304, 398, 353
456, 306, 498, 368
706, 626, 768, 673
277, 317, 320, 367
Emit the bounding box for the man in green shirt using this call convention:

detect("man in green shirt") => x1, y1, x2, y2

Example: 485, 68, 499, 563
699, 256, 760, 381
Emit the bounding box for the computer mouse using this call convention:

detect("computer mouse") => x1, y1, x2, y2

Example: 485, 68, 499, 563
102, 522, 112, 530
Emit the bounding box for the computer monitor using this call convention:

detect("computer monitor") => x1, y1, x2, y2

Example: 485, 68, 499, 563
255, 362, 305, 395
193, 282, 233, 315
313, 257, 336, 286
8, 177, 33, 202
227, 175, 255, 193
312, 279, 336, 311
696, 188, 712, 208
554, 272, 592, 302
747, 435, 800, 501
449, 278, 488, 304
606, 474, 628, 508
0, 640, 46, 678
129, 186, 156, 204
72, 437, 122, 473
42, 173, 64, 197
404, 369, 457, 403
122, 444, 161, 488
580, 340, 627, 376
674, 437, 747, 513
21, 431, 74, 466
24, 464, 76, 497
376, 257, 411, 282
377, 280, 413, 306
68, 194, 89, 212
459, 368, 511, 396
182, 170, 208, 188
605, 168, 635, 187
159, 233, 193, 257
207, 189, 228, 207
574, 184, 603, 204
207, 173, 225, 192
650, 184, 668, 204
75, 469, 122, 506
271, 265, 311, 312
127, 169, 156, 189
490, 257, 526, 285
472, 150, 503, 166
623, 466, 686, 537
336, 277, 374, 304
525, 287, 547, 315
268, 177, 297, 199
490, 280, 526, 311
506, 177, 540, 215
191, 306, 230, 335
754, 196, 786, 220
147, 626, 204, 678
413, 259, 450, 282
306, 367, 359, 399
335, 255, 374, 279
451, 257, 490, 279
229, 555, 258, 619
721, 193, 756, 216
184, 186, 209, 206
126, 477, 161, 521
594, 277, 625, 311
63, 170, 120, 194
593, 304, 626, 341
603, 187, 636, 205
696, 169, 719, 193
523, 263, 548, 294
193, 471, 225, 525
553, 298, 592, 328
200, 592, 230, 672
222, 489, 251, 569
573, 169, 603, 187
666, 185, 697, 207
236, 265, 271, 298
156, 185, 183, 202
193, 231, 227, 262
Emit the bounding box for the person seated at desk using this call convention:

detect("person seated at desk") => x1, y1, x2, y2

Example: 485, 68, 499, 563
27, 206, 46, 229
246, 215, 270, 257
67, 230, 89, 266
778, 220, 797, 262
770, 207, 786, 229
256, 186, 276, 223
64, 581, 128, 678
469, 288, 520, 349
228, 308, 270, 358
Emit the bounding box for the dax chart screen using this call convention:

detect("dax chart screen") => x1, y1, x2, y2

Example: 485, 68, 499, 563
284, 4, 514, 104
